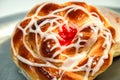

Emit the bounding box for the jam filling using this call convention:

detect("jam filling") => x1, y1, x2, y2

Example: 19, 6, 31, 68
59, 24, 77, 46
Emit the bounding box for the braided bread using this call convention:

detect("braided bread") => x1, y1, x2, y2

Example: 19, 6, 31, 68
11, 1, 117, 80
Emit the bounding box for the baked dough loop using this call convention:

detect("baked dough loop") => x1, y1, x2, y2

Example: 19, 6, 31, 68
11, 1, 116, 80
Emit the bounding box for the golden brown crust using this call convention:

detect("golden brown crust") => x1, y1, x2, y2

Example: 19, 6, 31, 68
11, 1, 116, 80
98, 7, 120, 57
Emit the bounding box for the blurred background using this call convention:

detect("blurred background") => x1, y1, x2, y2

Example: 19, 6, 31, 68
0, 0, 120, 18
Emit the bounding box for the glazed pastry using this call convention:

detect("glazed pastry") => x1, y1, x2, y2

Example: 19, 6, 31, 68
11, 1, 117, 80
98, 7, 120, 57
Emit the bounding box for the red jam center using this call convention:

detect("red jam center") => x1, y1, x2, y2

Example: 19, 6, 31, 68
59, 24, 77, 46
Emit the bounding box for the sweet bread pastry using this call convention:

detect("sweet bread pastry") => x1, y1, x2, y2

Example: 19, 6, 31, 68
11, 1, 118, 80
11, 1, 117, 80
98, 7, 120, 57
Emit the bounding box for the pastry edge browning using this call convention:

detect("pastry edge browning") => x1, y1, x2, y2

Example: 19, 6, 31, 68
98, 7, 120, 57
11, 1, 116, 80
11, 49, 112, 80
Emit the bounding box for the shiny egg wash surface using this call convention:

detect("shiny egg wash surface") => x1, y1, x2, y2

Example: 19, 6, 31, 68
11, 1, 115, 80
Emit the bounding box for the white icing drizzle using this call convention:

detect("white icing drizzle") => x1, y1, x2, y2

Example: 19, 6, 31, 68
11, 2, 113, 80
